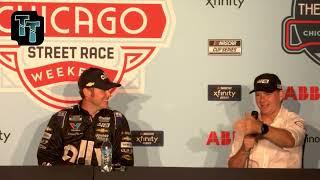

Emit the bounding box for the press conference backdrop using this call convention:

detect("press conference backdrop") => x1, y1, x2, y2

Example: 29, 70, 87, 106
0, 0, 319, 168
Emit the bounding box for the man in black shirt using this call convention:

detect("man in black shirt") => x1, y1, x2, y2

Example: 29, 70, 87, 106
37, 67, 134, 166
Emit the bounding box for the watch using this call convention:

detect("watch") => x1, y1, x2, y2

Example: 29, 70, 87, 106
260, 123, 269, 135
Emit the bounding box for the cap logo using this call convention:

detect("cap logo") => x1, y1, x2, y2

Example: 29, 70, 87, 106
86, 82, 95, 87
101, 74, 107, 80
257, 79, 269, 84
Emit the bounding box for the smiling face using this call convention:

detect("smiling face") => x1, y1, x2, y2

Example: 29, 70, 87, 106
255, 90, 284, 119
82, 87, 112, 114
90, 88, 111, 110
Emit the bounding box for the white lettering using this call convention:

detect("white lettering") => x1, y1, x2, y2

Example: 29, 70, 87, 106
75, 6, 93, 34
68, 66, 75, 76
298, 3, 320, 15
46, 69, 54, 79
56, 67, 64, 77
51, 7, 70, 34
62, 145, 78, 163
31, 72, 43, 82
303, 30, 320, 37
120, 8, 147, 34
97, 7, 116, 34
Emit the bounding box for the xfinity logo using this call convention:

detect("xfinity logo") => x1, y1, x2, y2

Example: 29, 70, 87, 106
137, 136, 158, 144
214, 90, 236, 98
205, 0, 245, 8
208, 85, 241, 101
131, 131, 163, 146
0, 130, 11, 143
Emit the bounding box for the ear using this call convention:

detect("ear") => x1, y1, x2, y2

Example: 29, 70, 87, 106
82, 88, 92, 98
279, 90, 285, 101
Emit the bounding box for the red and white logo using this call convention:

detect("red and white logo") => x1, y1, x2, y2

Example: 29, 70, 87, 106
284, 86, 320, 101
0, 0, 176, 110
206, 131, 235, 146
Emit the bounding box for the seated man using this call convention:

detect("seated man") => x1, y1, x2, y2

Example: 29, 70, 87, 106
228, 73, 305, 168
37, 67, 134, 166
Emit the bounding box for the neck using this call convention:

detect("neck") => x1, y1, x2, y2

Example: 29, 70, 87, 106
81, 100, 99, 117
261, 107, 281, 124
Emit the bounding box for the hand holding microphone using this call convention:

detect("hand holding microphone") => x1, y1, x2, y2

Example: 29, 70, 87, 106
243, 111, 259, 147
233, 111, 259, 135
240, 111, 263, 136
233, 111, 260, 151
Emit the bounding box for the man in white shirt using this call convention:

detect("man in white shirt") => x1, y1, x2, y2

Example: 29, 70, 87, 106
228, 73, 305, 168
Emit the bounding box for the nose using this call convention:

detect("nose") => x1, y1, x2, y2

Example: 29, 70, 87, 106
258, 93, 267, 103
105, 89, 111, 98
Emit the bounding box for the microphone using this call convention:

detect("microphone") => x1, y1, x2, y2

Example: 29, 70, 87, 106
251, 111, 258, 120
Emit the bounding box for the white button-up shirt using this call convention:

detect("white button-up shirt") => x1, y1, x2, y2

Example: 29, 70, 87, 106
230, 107, 305, 168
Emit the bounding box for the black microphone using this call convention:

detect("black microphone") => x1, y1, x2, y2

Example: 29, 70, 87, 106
251, 111, 258, 120
250, 111, 259, 136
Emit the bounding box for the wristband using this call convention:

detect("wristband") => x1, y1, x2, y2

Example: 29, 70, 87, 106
260, 123, 269, 135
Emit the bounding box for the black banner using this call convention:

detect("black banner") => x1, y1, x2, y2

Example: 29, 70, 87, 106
131, 131, 164, 146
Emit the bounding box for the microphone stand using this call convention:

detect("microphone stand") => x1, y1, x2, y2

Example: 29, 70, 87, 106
245, 145, 252, 168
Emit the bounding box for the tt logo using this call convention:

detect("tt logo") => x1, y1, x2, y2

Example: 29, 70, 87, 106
11, 11, 44, 45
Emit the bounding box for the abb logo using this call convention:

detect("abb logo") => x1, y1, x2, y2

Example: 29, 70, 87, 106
284, 86, 319, 101
206, 131, 235, 146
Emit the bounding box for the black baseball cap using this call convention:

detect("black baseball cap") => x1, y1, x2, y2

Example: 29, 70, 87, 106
249, 73, 282, 94
78, 67, 121, 90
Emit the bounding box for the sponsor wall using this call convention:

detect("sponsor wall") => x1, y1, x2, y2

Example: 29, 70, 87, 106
0, 0, 319, 168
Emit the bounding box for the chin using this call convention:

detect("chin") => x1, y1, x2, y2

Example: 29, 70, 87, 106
259, 106, 269, 113
101, 103, 108, 109
100, 105, 107, 109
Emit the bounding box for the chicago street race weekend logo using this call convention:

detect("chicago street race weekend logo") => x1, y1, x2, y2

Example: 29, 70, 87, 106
282, 0, 320, 65
0, 0, 175, 110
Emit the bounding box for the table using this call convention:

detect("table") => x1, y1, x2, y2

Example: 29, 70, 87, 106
1, 166, 319, 180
